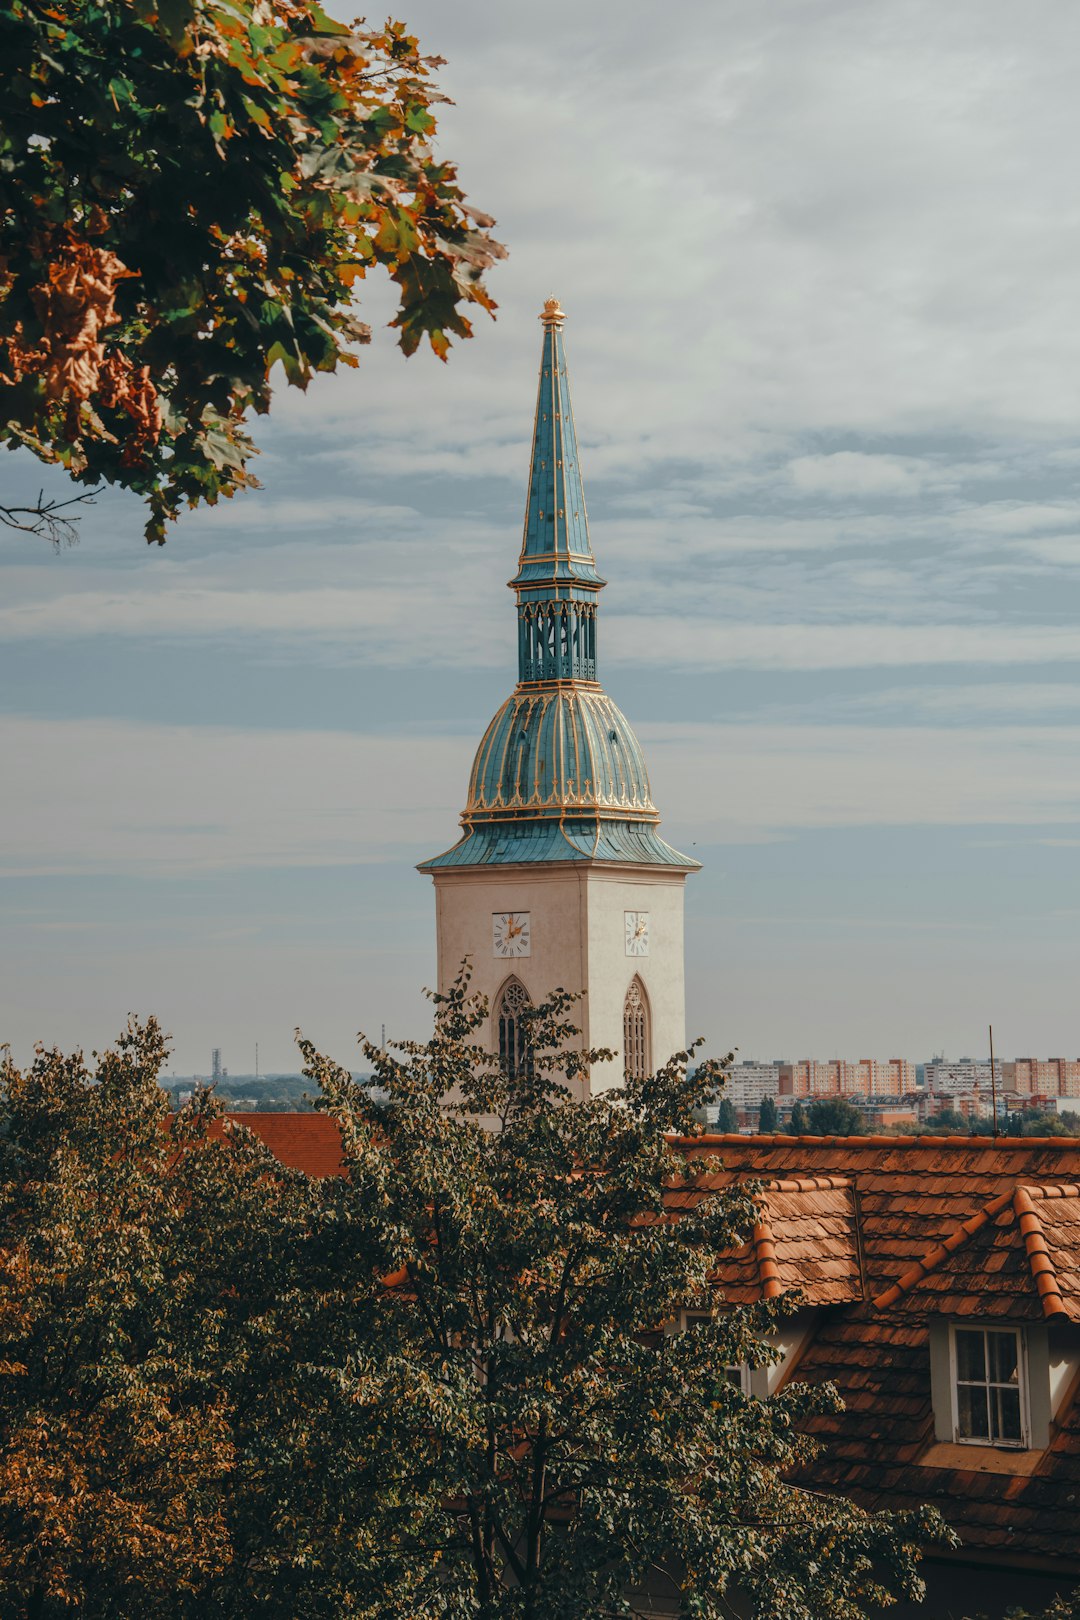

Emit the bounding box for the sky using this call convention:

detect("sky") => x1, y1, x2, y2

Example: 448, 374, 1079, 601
4, 0, 1080, 1075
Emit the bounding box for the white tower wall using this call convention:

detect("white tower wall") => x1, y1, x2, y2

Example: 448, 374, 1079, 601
431, 862, 688, 1098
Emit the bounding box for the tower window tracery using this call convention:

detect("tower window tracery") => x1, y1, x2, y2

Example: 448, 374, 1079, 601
496, 977, 534, 1082
623, 976, 650, 1081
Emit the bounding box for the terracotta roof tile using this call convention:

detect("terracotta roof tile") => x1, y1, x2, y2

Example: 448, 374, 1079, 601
225, 1111, 345, 1177
675, 1176, 863, 1306
237, 1119, 1080, 1569
665, 1135, 1080, 1565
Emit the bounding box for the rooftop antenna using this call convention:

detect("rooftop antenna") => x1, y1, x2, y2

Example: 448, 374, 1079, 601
989, 1023, 999, 1138
381, 1023, 386, 1051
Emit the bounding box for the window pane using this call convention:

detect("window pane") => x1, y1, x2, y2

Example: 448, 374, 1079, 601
956, 1383, 990, 1441
724, 1365, 744, 1389
992, 1386, 1023, 1444
988, 1332, 1019, 1385
955, 1330, 986, 1383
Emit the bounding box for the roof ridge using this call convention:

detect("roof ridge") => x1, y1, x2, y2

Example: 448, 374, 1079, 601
1021, 1181, 1080, 1202
1013, 1186, 1068, 1319
751, 1205, 783, 1301
765, 1175, 851, 1193
873, 1188, 1014, 1310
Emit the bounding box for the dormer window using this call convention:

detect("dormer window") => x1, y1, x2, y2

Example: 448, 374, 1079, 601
929, 1317, 1078, 1455
951, 1326, 1027, 1447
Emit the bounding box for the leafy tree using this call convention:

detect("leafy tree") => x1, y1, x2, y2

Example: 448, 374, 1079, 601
0, 1021, 249, 1615
0, 0, 503, 543
0, 1022, 434, 1619
295, 969, 948, 1618
715, 1094, 738, 1133
0, 994, 951, 1618
805, 1097, 866, 1137
921, 1107, 977, 1135
1013, 1109, 1076, 1138
788, 1100, 811, 1136
961, 1590, 1080, 1620
758, 1095, 779, 1134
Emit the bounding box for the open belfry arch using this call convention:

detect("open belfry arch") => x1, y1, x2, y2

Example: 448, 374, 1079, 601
419, 299, 699, 1097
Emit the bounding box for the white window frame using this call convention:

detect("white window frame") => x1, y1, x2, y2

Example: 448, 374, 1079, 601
948, 1323, 1030, 1449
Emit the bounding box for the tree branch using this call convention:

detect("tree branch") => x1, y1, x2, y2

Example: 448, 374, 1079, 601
0, 487, 101, 547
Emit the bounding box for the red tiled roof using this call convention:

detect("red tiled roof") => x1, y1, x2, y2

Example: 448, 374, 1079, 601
872, 1184, 1080, 1322
223, 1112, 345, 1178
666, 1175, 863, 1306
675, 1133, 1080, 1298
672, 1135, 1080, 1568
235, 1118, 1080, 1568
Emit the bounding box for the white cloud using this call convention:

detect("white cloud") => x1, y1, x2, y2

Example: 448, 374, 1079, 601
7, 570, 1080, 675
609, 620, 1080, 673
642, 720, 1080, 839
7, 0, 1080, 1066
786, 681, 1080, 723
786, 452, 935, 497
0, 716, 466, 877
6, 713, 1080, 884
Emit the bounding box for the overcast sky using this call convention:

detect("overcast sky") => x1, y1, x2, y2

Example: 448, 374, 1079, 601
4, 0, 1080, 1075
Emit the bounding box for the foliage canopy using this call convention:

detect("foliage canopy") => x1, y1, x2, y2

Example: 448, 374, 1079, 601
0, 985, 949, 1617
805, 1096, 866, 1137
0, 0, 503, 542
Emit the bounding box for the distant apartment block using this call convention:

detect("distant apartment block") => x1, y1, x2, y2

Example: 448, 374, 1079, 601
1010, 1058, 1080, 1097
725, 1061, 784, 1108
922, 1058, 1080, 1100
923, 1059, 997, 1095
712, 1052, 1080, 1120
781, 1058, 916, 1098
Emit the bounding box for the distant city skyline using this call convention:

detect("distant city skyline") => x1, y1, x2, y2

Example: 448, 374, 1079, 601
4, 1, 1080, 1071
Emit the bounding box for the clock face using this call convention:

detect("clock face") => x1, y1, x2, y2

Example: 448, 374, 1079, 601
493, 911, 531, 958
625, 911, 650, 956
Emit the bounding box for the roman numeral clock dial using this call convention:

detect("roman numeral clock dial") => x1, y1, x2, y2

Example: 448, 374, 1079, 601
493, 912, 531, 958
625, 911, 650, 956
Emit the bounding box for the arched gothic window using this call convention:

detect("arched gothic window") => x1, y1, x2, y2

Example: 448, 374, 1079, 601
623, 977, 650, 1081
496, 977, 534, 1082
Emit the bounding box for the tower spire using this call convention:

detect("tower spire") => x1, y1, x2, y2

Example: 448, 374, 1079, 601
511, 298, 605, 685
419, 298, 697, 879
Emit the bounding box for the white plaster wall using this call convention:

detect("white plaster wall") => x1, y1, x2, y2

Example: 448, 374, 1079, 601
429, 860, 690, 1099
582, 868, 688, 1093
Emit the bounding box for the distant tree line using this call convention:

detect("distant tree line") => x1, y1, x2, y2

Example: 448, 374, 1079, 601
751, 1097, 1080, 1140
162, 1075, 322, 1113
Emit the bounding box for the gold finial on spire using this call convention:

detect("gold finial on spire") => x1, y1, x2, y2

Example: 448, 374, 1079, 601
539, 296, 565, 327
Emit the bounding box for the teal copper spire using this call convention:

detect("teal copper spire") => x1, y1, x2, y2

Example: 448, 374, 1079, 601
419, 299, 697, 874
512, 298, 605, 684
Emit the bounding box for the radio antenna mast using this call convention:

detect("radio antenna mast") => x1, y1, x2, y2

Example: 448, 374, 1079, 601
989, 1024, 999, 1138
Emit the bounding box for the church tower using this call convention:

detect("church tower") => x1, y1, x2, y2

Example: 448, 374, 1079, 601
419, 298, 699, 1096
